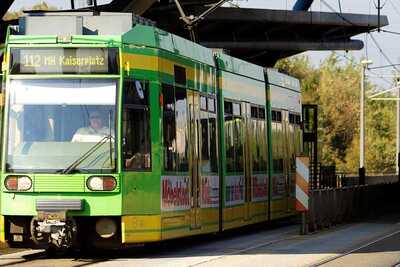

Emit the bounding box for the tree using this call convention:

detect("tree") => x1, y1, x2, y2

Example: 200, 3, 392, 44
3, 2, 54, 21
276, 53, 396, 174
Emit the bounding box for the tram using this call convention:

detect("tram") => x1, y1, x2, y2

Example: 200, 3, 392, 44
0, 13, 302, 249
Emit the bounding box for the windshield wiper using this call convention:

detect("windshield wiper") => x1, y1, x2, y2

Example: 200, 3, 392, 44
61, 135, 114, 174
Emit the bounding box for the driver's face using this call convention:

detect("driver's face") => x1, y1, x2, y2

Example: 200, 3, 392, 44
89, 113, 102, 130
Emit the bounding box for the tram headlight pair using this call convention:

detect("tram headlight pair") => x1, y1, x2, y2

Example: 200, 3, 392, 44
86, 176, 117, 191
4, 176, 32, 191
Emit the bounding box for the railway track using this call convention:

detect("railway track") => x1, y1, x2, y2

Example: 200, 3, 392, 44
2, 220, 400, 267
311, 227, 400, 267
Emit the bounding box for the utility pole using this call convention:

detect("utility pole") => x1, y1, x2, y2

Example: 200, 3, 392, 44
378, 0, 381, 32
397, 77, 400, 181
360, 60, 372, 185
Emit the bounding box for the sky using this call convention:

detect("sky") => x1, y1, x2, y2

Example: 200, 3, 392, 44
8, 0, 400, 88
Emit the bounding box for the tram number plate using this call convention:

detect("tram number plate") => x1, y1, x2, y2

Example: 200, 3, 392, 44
37, 211, 66, 221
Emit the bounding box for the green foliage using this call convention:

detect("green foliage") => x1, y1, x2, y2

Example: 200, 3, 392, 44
3, 2, 54, 21
276, 53, 396, 174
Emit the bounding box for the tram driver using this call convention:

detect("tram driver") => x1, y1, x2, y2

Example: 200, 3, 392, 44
72, 111, 113, 142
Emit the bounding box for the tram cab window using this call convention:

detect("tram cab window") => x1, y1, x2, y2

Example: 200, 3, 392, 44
122, 80, 151, 170
224, 100, 244, 173
162, 85, 189, 172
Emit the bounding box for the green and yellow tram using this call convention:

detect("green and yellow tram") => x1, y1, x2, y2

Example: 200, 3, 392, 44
0, 13, 302, 249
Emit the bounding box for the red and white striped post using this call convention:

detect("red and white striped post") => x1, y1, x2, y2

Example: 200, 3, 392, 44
296, 156, 310, 234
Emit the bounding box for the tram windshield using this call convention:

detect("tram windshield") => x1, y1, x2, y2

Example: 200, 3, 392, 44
6, 79, 117, 173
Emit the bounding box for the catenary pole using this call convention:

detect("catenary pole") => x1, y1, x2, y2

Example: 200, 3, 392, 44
360, 60, 372, 185
397, 81, 400, 180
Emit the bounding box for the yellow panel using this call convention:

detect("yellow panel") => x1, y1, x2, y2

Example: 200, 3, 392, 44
0, 216, 5, 243
123, 54, 159, 72
250, 201, 267, 219
223, 206, 246, 230
121, 215, 161, 243
122, 53, 215, 89
161, 209, 219, 240
271, 199, 286, 211
162, 226, 217, 240
201, 208, 219, 225
162, 215, 187, 228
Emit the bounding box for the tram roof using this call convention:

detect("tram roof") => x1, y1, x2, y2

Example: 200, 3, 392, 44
123, 24, 264, 81
266, 69, 301, 92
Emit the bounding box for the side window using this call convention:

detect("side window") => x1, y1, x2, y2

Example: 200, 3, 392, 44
273, 159, 284, 173
296, 115, 302, 125
250, 105, 267, 173
162, 84, 189, 172
224, 100, 243, 173
289, 113, 295, 124
276, 111, 282, 122
272, 110, 282, 122
208, 97, 218, 173
250, 106, 260, 172
258, 107, 267, 171
175, 87, 189, 172
123, 80, 151, 170
163, 84, 176, 171
200, 95, 218, 173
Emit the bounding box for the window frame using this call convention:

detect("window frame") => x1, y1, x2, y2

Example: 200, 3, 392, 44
122, 79, 152, 171
224, 99, 244, 173
200, 94, 218, 174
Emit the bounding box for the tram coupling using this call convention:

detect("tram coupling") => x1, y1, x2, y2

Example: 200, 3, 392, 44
30, 212, 77, 249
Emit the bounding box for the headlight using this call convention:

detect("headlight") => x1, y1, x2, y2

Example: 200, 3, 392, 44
95, 217, 117, 238
87, 176, 116, 191
4, 176, 32, 191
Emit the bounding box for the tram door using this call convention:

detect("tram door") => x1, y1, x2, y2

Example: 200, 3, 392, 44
188, 91, 201, 229
282, 111, 291, 212
243, 103, 252, 221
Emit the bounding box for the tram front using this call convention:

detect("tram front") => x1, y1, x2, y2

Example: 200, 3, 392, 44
1, 46, 122, 249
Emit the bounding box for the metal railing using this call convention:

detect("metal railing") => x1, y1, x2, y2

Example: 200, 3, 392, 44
306, 178, 398, 232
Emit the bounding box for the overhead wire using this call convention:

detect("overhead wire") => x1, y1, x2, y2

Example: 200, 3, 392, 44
320, 0, 358, 26
322, 0, 397, 89
388, 0, 400, 17
373, 0, 388, 9
333, 51, 393, 86
369, 63, 400, 70
366, 69, 394, 86
379, 29, 400, 36
369, 33, 400, 72
365, 33, 369, 61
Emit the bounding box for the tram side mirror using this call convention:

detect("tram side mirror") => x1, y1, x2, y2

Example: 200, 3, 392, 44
135, 80, 144, 100
0, 74, 3, 107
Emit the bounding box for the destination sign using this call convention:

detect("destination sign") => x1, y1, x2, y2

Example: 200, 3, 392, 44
10, 48, 119, 74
